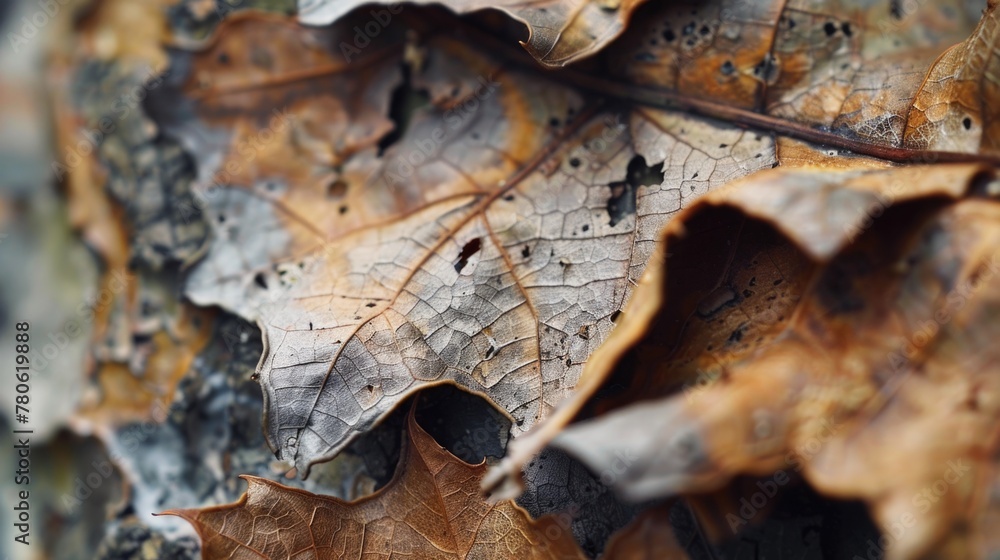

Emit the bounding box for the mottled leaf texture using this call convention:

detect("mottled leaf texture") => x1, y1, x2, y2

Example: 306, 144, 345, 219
297, 0, 649, 67
160, 12, 775, 475
600, 0, 1000, 156
165, 412, 584, 559
487, 164, 1000, 559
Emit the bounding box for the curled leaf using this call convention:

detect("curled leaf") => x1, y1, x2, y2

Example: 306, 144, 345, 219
297, 0, 650, 67
487, 163, 1000, 558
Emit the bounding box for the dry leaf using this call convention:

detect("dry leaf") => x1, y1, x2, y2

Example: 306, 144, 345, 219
22, 0, 1000, 556
165, 410, 585, 559
599, 0, 1000, 156
487, 163, 1000, 558
296, 0, 648, 67
157, 12, 776, 475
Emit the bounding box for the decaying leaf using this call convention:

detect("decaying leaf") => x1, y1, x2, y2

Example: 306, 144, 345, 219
598, 0, 1000, 156
165, 410, 585, 559
487, 163, 1000, 558
33, 0, 1000, 556
296, 0, 649, 67
156, 11, 778, 475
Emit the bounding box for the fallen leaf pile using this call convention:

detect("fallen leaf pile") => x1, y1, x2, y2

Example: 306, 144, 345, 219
16, 0, 1000, 557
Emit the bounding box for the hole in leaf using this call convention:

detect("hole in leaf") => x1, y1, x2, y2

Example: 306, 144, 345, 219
377, 65, 431, 156
607, 155, 664, 227
454, 237, 482, 273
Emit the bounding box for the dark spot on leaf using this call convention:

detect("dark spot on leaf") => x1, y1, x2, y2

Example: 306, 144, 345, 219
963, 117, 972, 130
327, 179, 348, 198
610, 310, 622, 323
365, 302, 377, 308
254, 273, 268, 289
752, 55, 777, 81
662, 28, 676, 42
503, 194, 515, 201
727, 323, 748, 344
454, 237, 482, 273
721, 60, 735, 75
521, 245, 531, 258
824, 22, 838, 36
607, 155, 664, 227
485, 345, 497, 359
890, 0, 903, 19
569, 157, 581, 168
841, 22, 853, 36
582, 224, 590, 232
683, 22, 696, 35
377, 66, 431, 156
339, 205, 348, 214
699, 25, 710, 35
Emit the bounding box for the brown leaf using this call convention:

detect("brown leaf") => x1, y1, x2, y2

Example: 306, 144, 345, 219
164, 410, 585, 559
592, 0, 1000, 158
487, 163, 1000, 558
160, 12, 777, 475
296, 0, 649, 67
